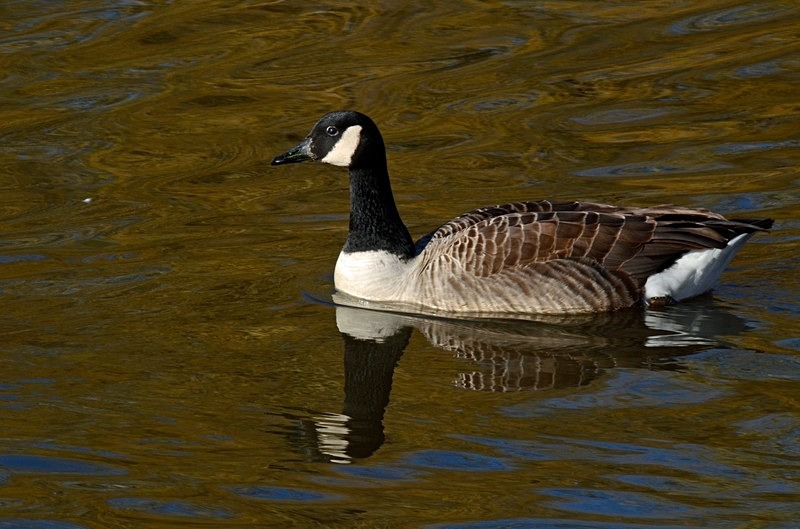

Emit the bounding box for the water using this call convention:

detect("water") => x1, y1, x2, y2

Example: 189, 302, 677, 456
1, 1, 799, 527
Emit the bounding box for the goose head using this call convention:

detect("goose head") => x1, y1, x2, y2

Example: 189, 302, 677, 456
271, 110, 385, 169
271, 111, 414, 258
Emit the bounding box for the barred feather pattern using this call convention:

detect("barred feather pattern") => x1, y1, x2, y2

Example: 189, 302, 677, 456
393, 200, 769, 315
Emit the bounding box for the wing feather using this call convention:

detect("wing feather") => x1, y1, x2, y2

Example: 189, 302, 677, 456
418, 200, 769, 288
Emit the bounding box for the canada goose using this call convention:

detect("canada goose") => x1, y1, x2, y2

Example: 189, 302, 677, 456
272, 110, 773, 317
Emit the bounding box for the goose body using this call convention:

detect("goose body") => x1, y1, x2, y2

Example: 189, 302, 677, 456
272, 111, 772, 317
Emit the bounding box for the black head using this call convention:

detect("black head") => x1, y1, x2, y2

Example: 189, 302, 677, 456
272, 111, 414, 257
271, 111, 385, 169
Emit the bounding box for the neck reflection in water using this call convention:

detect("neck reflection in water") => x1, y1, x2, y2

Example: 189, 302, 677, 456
286, 299, 748, 464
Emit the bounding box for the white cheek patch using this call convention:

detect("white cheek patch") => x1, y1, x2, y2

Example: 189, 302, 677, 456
321, 125, 362, 167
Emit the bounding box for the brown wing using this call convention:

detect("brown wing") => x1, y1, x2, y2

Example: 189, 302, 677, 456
422, 200, 763, 287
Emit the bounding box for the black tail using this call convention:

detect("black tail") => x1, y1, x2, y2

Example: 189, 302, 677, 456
729, 218, 775, 230
704, 217, 774, 242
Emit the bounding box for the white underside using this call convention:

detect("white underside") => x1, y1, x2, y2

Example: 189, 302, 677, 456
644, 233, 752, 303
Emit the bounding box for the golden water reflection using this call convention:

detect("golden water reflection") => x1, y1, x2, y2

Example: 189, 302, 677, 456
1, 0, 799, 527
286, 300, 750, 464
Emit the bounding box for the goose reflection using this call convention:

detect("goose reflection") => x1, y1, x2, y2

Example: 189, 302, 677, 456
294, 299, 748, 463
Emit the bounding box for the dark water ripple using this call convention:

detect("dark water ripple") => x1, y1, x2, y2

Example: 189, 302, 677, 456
0, 520, 89, 529
106, 497, 234, 520
667, 3, 795, 35
0, 454, 125, 477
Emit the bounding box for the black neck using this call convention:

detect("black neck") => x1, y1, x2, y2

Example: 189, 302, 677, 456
343, 160, 415, 258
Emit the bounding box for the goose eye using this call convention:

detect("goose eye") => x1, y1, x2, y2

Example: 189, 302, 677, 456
325, 126, 339, 136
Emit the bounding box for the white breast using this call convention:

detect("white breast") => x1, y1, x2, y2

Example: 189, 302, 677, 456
334, 250, 413, 302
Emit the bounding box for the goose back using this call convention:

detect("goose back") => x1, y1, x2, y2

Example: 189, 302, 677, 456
402, 200, 771, 315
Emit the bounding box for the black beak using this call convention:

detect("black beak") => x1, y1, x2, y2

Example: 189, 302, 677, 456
271, 137, 314, 165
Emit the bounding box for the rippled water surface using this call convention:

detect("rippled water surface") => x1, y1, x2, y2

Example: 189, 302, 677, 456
2, 1, 799, 527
